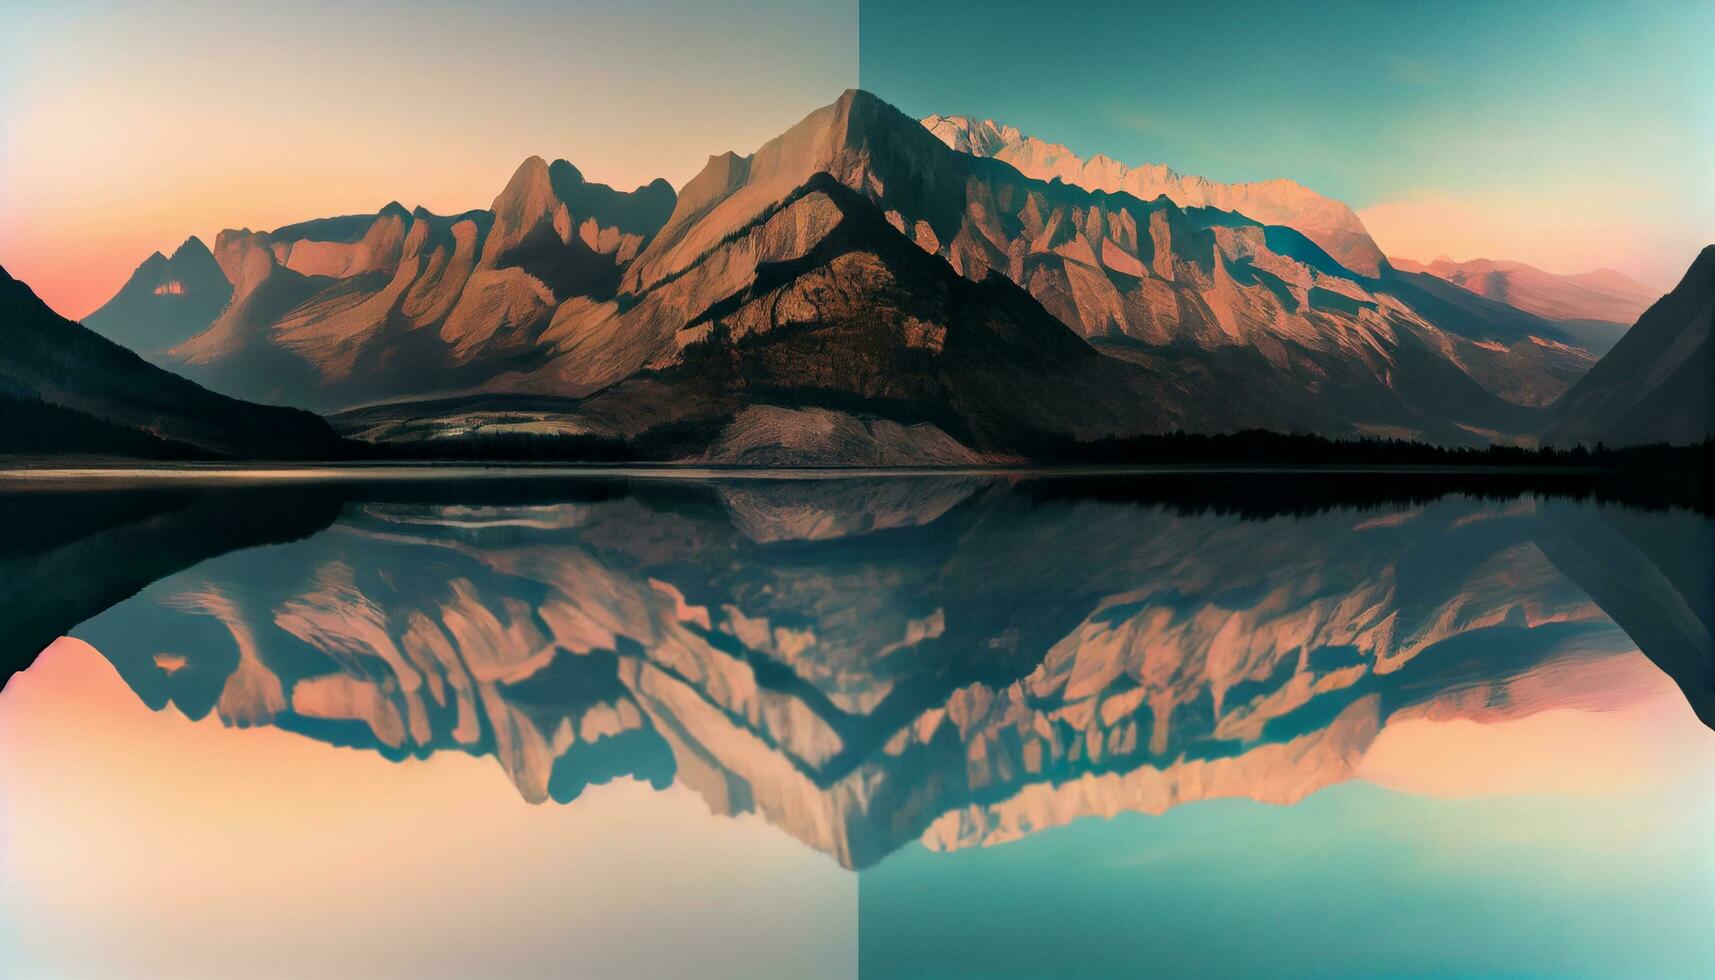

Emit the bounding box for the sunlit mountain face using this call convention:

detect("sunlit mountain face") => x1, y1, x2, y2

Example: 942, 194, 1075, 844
2, 475, 1711, 976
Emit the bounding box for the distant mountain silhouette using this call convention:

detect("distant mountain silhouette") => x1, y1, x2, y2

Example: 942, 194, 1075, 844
1391, 255, 1661, 345
82, 236, 232, 354
0, 264, 343, 458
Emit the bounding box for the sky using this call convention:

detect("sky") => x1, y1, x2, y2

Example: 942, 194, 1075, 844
0, 0, 858, 319
1, 1, 1708, 321
861, 0, 1713, 289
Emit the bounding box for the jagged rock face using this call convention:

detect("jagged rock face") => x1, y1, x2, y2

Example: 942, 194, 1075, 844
503, 175, 1244, 454
71, 482, 1694, 869
1391, 255, 1661, 328
527, 90, 1592, 445
627, 94, 1591, 439
81, 236, 233, 354
87, 164, 677, 411
908, 102, 1593, 427
271, 201, 413, 280
923, 113, 1390, 277
84, 89, 1619, 446
1546, 246, 1715, 446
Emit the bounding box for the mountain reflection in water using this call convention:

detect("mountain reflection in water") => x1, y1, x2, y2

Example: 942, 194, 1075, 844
2, 474, 1712, 978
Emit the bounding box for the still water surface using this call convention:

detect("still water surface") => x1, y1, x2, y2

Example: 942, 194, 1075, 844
2, 473, 1711, 978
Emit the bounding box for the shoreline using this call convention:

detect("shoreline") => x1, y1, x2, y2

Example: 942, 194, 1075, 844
0, 460, 1623, 484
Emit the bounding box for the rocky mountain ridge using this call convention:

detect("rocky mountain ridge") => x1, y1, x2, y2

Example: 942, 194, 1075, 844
923, 112, 1390, 277
69, 89, 1703, 456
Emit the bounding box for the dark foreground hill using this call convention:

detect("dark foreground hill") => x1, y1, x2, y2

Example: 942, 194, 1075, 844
0, 265, 343, 459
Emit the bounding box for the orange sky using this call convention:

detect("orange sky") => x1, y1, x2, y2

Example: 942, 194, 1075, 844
0, 638, 856, 977
0, 1, 858, 320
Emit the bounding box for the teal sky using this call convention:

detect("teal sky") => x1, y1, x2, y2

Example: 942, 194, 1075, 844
859, 0, 1714, 286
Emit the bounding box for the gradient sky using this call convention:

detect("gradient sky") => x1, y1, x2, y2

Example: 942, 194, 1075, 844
0, 0, 857, 319
1, 638, 857, 978
861, 0, 1714, 289
1, 1, 1708, 322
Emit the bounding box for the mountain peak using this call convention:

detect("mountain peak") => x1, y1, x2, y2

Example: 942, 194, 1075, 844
81, 230, 236, 355
832, 87, 879, 111
550, 158, 582, 178
494, 155, 614, 215
379, 201, 410, 219
171, 236, 213, 261
495, 155, 552, 205
922, 114, 1022, 156
1691, 243, 1715, 273
920, 111, 1387, 277
547, 158, 587, 203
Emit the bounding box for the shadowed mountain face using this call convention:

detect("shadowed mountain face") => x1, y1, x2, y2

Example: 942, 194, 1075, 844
0, 265, 343, 458
32, 477, 1710, 870
81, 236, 233, 355
1546, 246, 1715, 447
77, 90, 1627, 457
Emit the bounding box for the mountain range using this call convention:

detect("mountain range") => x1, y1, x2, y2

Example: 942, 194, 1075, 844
922, 113, 1392, 278
922, 115, 1667, 334
1389, 255, 1660, 354
12, 89, 1710, 460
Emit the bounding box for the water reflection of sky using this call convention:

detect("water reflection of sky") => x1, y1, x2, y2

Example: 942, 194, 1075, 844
863, 689, 1715, 979
1, 480, 1711, 978
1, 640, 858, 980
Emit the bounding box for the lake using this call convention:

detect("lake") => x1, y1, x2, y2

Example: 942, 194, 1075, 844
2, 471, 1711, 978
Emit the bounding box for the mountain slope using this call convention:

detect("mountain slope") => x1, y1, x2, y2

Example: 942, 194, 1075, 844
0, 265, 342, 457
1545, 246, 1714, 446
82, 236, 233, 354
924, 114, 1390, 277
1391, 255, 1661, 331
482, 173, 1298, 459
